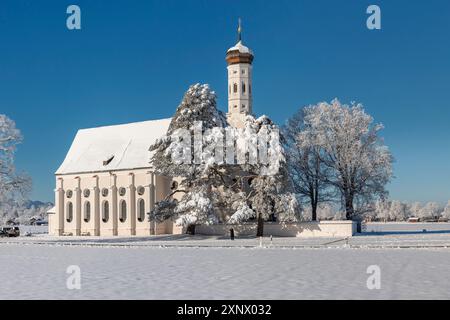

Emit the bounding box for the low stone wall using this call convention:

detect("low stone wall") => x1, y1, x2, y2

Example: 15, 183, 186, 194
195, 221, 356, 238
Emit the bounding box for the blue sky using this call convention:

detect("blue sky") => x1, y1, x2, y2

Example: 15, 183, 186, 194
0, 0, 449, 203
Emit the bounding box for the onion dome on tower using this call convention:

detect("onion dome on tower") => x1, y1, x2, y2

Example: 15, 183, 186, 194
226, 19, 254, 66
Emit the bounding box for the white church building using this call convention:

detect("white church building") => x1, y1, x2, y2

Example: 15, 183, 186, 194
47, 23, 256, 236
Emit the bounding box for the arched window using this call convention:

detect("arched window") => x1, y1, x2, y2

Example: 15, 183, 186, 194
66, 202, 73, 223
119, 200, 127, 223
102, 201, 109, 223
137, 199, 145, 222
84, 201, 91, 223
233, 83, 237, 93
242, 82, 246, 93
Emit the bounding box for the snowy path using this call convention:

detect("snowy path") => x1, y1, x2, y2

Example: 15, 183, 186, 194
1, 245, 450, 300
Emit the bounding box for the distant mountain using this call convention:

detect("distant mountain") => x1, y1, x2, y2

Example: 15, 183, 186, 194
0, 199, 54, 225
22, 200, 54, 209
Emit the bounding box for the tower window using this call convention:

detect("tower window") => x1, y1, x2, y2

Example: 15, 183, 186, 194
233, 83, 237, 93
242, 82, 246, 93
242, 69, 246, 74
242, 104, 246, 113
234, 105, 237, 109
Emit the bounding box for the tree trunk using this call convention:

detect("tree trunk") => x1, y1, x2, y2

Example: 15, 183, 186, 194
256, 213, 264, 237
345, 196, 354, 220
186, 224, 196, 235
310, 187, 318, 221
311, 204, 317, 221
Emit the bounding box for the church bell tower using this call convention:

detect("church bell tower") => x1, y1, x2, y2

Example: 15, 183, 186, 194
226, 19, 254, 128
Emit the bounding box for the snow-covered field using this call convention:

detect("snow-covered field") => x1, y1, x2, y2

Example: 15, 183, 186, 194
1, 223, 450, 300
19, 225, 48, 234
365, 222, 450, 233
0, 244, 450, 300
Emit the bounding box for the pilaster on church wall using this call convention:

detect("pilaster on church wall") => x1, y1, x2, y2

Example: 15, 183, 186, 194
128, 172, 136, 235
54, 177, 65, 235
74, 177, 82, 236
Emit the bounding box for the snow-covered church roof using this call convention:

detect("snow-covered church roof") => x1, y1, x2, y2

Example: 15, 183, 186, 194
56, 118, 171, 175
227, 41, 253, 55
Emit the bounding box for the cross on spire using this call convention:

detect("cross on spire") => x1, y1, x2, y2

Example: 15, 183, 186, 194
237, 18, 242, 42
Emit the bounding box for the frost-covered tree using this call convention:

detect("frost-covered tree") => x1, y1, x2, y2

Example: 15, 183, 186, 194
389, 200, 408, 221
283, 108, 333, 221
441, 201, 450, 219
374, 199, 390, 222
298, 99, 393, 220
301, 203, 337, 221
0, 115, 31, 206
227, 115, 301, 236
317, 203, 336, 220
149, 84, 227, 230
408, 202, 422, 218
419, 202, 441, 221
0, 200, 53, 225
149, 84, 300, 235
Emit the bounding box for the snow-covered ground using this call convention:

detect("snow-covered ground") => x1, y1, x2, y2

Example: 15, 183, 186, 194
1, 222, 450, 299
0, 244, 449, 300
5, 222, 450, 249
365, 222, 450, 233
19, 225, 48, 234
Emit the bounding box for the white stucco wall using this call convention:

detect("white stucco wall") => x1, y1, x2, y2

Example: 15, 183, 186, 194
49, 168, 173, 237
195, 221, 357, 238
